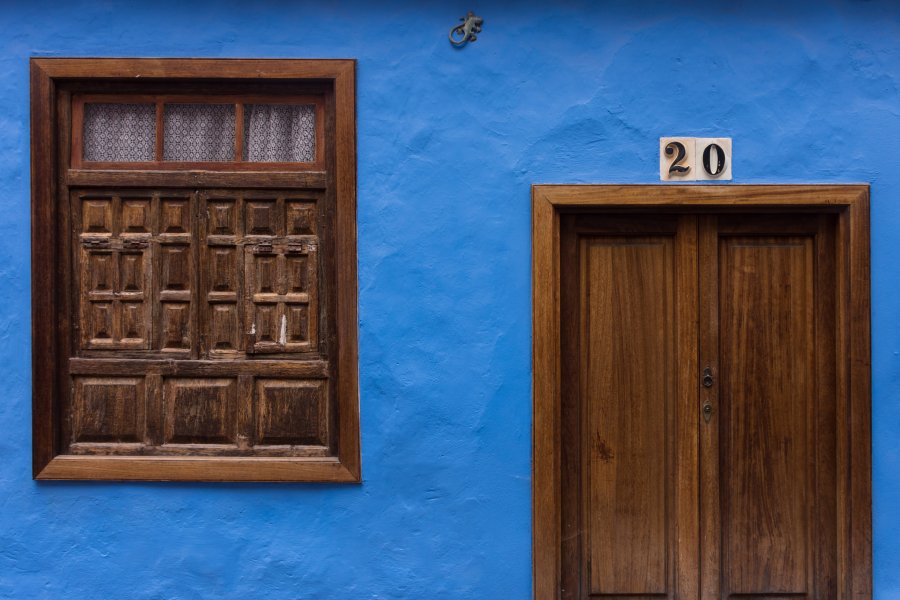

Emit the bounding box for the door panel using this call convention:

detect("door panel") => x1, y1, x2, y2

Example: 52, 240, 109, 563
560, 212, 840, 600
560, 215, 699, 599
584, 236, 672, 595
712, 217, 837, 599
720, 237, 813, 595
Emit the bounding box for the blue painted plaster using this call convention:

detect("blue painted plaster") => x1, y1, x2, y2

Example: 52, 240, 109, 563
2, 1, 900, 597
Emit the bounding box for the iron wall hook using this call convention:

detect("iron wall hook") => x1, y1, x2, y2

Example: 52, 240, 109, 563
449, 12, 483, 47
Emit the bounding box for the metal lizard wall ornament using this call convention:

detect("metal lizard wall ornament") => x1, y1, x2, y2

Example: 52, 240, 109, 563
449, 12, 483, 47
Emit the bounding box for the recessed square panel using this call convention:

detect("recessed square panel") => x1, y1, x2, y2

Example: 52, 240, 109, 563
121, 199, 151, 233
245, 201, 277, 235
160, 198, 191, 234
285, 254, 310, 294
256, 379, 327, 445
209, 304, 240, 352
285, 201, 316, 236
82, 198, 113, 233
87, 302, 114, 343
250, 303, 278, 344
210, 247, 238, 293
208, 200, 237, 235
119, 252, 145, 293
161, 244, 191, 291
160, 302, 191, 350
251, 254, 278, 294
164, 378, 236, 444
120, 302, 147, 342
87, 252, 115, 293
285, 304, 310, 345
72, 377, 144, 443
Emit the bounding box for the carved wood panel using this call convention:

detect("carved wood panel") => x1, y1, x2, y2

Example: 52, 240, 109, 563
78, 196, 152, 350
71, 376, 146, 444
69, 188, 330, 458
163, 377, 237, 445
239, 196, 319, 355
256, 379, 327, 446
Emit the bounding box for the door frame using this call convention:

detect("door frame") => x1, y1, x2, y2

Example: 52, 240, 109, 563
531, 184, 871, 598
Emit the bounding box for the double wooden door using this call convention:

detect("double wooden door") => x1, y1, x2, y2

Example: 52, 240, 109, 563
558, 212, 841, 598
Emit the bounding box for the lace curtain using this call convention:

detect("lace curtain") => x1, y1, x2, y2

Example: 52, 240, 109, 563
83, 102, 316, 163
163, 104, 235, 162
83, 103, 156, 162
243, 104, 316, 162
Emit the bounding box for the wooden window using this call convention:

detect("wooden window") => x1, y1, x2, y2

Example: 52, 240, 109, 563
31, 59, 359, 482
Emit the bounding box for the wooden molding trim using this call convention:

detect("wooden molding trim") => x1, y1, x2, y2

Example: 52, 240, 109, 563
31, 57, 355, 80
531, 184, 872, 598
37, 455, 358, 483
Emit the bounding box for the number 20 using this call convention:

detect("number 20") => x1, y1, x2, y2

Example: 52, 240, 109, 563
666, 141, 727, 177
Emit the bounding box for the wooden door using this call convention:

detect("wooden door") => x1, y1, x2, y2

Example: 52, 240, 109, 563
558, 212, 842, 599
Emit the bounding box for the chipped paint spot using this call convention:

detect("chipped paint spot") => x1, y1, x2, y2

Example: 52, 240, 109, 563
279, 314, 287, 346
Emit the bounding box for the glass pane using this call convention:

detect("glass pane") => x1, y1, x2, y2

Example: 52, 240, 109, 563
83, 103, 156, 162
163, 104, 235, 162
243, 104, 316, 162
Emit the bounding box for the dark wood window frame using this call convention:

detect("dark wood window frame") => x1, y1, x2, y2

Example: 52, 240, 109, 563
31, 58, 360, 482
531, 185, 872, 597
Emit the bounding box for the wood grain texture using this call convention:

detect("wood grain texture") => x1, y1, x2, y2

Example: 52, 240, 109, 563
67, 170, 327, 189
32, 58, 354, 80
32, 58, 359, 482
532, 184, 868, 208
848, 194, 873, 599
532, 185, 871, 599
558, 216, 581, 599
332, 59, 361, 480
718, 232, 818, 596
558, 215, 699, 599
36, 455, 357, 482
31, 59, 59, 476
698, 216, 722, 600
532, 189, 561, 599
583, 235, 673, 595
674, 216, 701, 600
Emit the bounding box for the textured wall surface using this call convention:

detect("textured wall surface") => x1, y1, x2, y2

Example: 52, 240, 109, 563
2, 0, 900, 597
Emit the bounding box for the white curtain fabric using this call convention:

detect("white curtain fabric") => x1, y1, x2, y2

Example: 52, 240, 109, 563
83, 103, 156, 162
163, 104, 236, 162
244, 104, 316, 162
83, 102, 315, 163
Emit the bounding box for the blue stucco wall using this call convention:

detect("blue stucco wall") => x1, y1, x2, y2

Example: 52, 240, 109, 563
2, 0, 900, 597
